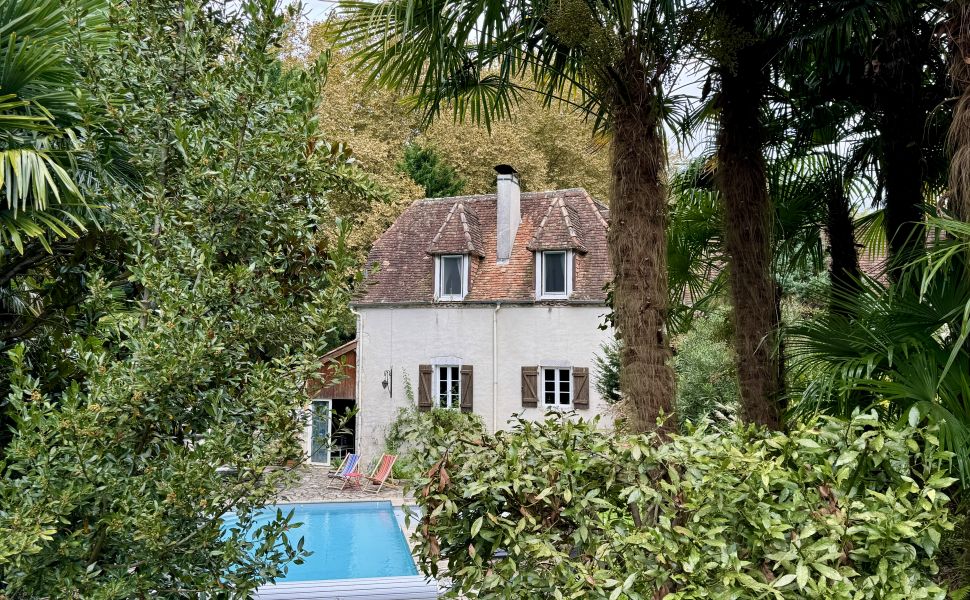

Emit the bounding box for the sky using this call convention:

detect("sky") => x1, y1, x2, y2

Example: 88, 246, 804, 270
302, 0, 338, 21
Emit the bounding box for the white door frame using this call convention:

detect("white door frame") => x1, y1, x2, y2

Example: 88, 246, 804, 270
305, 398, 332, 466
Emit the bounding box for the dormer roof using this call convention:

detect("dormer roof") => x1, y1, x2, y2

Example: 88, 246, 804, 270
527, 195, 588, 253
427, 200, 485, 257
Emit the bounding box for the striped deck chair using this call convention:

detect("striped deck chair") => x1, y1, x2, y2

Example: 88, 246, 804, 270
326, 453, 360, 489
345, 454, 397, 494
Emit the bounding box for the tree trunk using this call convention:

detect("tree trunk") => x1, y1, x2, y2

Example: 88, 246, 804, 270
874, 26, 926, 272
714, 16, 782, 429
948, 0, 970, 221
825, 174, 861, 308
607, 46, 676, 435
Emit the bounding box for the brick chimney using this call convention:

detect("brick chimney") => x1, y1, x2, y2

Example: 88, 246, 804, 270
495, 164, 520, 262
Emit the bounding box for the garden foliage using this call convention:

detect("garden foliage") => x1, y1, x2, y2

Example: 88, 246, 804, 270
410, 412, 955, 599
385, 402, 484, 481
0, 0, 375, 596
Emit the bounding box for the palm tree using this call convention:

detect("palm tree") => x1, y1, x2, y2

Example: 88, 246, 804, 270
691, 0, 786, 427
0, 0, 111, 254
946, 0, 970, 221
784, 0, 950, 273
337, 0, 690, 433
788, 216, 970, 483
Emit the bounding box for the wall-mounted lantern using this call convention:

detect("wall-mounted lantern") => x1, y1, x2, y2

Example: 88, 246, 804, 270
382, 368, 393, 397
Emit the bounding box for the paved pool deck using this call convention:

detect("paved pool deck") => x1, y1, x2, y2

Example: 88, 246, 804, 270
277, 465, 414, 507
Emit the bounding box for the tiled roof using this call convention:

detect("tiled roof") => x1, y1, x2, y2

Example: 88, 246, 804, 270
427, 201, 485, 257
356, 189, 611, 304
527, 196, 588, 253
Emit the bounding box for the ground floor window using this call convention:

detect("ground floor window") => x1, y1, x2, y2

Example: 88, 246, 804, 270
436, 365, 461, 408
543, 367, 571, 407
307, 398, 331, 465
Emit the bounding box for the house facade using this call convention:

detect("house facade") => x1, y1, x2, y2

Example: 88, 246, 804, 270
348, 166, 616, 460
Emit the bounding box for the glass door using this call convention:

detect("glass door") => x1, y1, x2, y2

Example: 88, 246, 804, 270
307, 399, 332, 465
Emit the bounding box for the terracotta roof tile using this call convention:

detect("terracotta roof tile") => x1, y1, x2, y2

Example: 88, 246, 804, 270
427, 201, 485, 257
356, 189, 611, 304
527, 195, 588, 253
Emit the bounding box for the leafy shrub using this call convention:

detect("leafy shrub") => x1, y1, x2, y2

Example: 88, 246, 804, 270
671, 305, 739, 426
595, 307, 739, 427
593, 339, 622, 404
384, 404, 484, 481
410, 412, 955, 599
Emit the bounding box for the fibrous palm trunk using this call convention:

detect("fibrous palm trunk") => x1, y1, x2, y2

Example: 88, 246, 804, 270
875, 26, 926, 273
714, 19, 782, 429
607, 45, 676, 435
826, 176, 861, 309
949, 0, 970, 221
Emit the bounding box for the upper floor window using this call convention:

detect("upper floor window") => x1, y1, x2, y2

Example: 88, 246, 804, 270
436, 254, 466, 301
536, 250, 571, 299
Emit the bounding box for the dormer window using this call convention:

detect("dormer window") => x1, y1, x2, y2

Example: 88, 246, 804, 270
436, 254, 467, 301
536, 250, 572, 299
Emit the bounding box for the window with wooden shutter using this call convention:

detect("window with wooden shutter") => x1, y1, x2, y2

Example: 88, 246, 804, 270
417, 364, 433, 411
521, 366, 538, 407
460, 366, 473, 413
573, 367, 589, 409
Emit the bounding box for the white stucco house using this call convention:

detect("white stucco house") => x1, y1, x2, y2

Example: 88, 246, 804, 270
316, 166, 616, 462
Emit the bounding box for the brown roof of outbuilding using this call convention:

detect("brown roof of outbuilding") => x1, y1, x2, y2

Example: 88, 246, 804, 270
355, 189, 611, 305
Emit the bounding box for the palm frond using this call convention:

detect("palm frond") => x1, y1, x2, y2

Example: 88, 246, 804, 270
788, 218, 970, 482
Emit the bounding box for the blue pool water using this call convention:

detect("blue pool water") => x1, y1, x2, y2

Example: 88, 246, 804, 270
235, 501, 418, 581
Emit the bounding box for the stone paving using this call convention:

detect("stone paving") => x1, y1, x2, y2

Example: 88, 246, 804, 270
276, 465, 412, 506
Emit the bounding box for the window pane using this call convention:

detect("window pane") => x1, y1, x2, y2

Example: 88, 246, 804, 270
442, 256, 463, 296
544, 391, 555, 404
438, 367, 448, 407
543, 252, 566, 294
544, 369, 555, 382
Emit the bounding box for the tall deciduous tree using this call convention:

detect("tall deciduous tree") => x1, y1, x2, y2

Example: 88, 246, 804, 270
305, 31, 612, 256
337, 0, 688, 433
0, 0, 375, 595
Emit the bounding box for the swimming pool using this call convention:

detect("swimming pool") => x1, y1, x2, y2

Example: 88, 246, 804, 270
238, 501, 418, 581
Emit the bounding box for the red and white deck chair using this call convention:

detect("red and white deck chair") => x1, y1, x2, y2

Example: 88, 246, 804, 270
344, 454, 397, 494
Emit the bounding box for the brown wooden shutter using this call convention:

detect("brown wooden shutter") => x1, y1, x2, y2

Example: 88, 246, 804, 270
573, 367, 590, 409
418, 364, 433, 411
460, 365, 473, 413
521, 366, 538, 408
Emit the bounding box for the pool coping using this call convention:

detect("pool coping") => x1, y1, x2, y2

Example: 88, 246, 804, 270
273, 496, 411, 507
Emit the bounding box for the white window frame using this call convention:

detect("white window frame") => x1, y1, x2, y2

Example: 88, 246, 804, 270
535, 250, 572, 300
541, 366, 573, 408
434, 364, 462, 409
435, 254, 468, 301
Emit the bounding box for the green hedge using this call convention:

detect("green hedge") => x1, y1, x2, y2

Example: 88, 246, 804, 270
409, 412, 955, 599
384, 405, 484, 480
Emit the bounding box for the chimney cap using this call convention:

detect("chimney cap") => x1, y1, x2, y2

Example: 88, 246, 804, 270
494, 164, 518, 175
